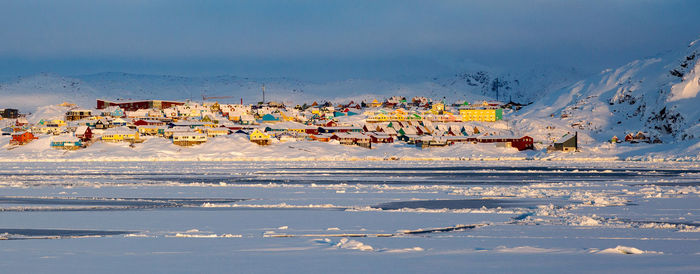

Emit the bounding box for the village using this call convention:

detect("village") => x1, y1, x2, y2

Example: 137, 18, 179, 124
2, 95, 656, 154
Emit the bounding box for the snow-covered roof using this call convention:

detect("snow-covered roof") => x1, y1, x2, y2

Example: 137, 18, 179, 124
51, 136, 80, 142
173, 132, 206, 137
102, 126, 136, 135
75, 126, 89, 134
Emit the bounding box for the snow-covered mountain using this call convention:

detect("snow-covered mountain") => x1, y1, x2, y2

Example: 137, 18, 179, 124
517, 37, 700, 143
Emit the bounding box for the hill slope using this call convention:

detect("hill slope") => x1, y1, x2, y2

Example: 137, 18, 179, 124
515, 37, 700, 144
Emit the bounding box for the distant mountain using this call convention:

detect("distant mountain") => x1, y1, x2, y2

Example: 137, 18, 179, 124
0, 65, 582, 113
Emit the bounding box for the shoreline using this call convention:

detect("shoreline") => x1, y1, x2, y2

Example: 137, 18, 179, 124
1, 156, 697, 163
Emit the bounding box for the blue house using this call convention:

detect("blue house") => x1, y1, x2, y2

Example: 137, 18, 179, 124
260, 114, 280, 123
50, 136, 83, 149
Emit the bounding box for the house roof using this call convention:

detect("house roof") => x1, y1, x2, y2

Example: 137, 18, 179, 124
75, 126, 89, 134
51, 136, 80, 142
102, 126, 136, 135
173, 132, 206, 137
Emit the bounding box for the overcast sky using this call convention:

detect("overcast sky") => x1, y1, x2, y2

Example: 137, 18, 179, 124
1, 0, 699, 80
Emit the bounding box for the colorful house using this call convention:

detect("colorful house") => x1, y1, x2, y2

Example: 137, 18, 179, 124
46, 119, 67, 128
101, 127, 140, 143
548, 132, 577, 152
260, 114, 281, 123
249, 129, 271, 145
93, 119, 109, 129
74, 126, 93, 141
10, 131, 37, 145
459, 109, 503, 122
65, 109, 92, 121
110, 118, 128, 127
163, 127, 192, 138
172, 132, 207, 146
137, 125, 161, 136
50, 136, 83, 150
101, 106, 125, 117
330, 132, 371, 148
205, 127, 230, 137
239, 115, 256, 125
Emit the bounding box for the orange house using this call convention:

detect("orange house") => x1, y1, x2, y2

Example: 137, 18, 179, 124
10, 131, 36, 145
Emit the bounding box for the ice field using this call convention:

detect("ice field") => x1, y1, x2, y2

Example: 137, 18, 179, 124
1, 161, 699, 273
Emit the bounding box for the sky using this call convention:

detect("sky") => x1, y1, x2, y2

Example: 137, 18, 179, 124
1, 0, 699, 81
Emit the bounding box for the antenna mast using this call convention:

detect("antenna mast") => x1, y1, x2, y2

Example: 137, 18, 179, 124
262, 84, 266, 104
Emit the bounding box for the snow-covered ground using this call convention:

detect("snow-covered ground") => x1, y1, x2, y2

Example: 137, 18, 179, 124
2, 134, 699, 162
0, 161, 698, 273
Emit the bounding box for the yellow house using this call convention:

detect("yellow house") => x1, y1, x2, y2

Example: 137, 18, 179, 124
137, 126, 160, 136
370, 99, 382, 108
280, 112, 296, 122
201, 115, 217, 123
390, 109, 407, 121
102, 128, 140, 142
250, 129, 271, 145
47, 119, 67, 127
430, 102, 445, 114
173, 132, 207, 146
205, 127, 229, 137
367, 113, 389, 122
391, 113, 406, 121
459, 109, 503, 122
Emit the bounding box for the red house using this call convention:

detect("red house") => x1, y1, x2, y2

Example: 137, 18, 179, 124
367, 133, 394, 143
133, 119, 149, 126
10, 131, 36, 145
75, 126, 93, 141
475, 136, 534, 151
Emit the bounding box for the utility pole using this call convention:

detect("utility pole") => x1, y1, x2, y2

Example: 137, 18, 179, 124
262, 84, 266, 104
493, 78, 499, 102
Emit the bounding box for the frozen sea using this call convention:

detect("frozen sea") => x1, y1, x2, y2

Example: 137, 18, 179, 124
1, 161, 699, 273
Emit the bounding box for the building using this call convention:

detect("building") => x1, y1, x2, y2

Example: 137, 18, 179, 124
50, 136, 83, 150
318, 126, 363, 134
96, 99, 184, 111
172, 132, 207, 146
10, 131, 36, 145
65, 109, 92, 121
133, 119, 166, 127
476, 136, 534, 151
163, 127, 192, 138
330, 132, 371, 148
260, 113, 281, 123
624, 132, 650, 143
204, 127, 229, 137
249, 129, 271, 145
0, 109, 19, 119
548, 132, 577, 152
74, 126, 93, 141
459, 108, 503, 122
415, 136, 449, 148
101, 106, 125, 117
137, 125, 162, 136
366, 132, 394, 143
101, 127, 140, 143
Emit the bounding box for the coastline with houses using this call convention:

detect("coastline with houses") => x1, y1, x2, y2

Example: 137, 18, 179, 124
1, 96, 683, 161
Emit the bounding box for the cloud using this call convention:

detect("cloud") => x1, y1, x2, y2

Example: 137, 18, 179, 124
1, 0, 699, 79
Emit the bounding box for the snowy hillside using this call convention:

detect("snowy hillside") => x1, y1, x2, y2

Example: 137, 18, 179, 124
515, 37, 700, 144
